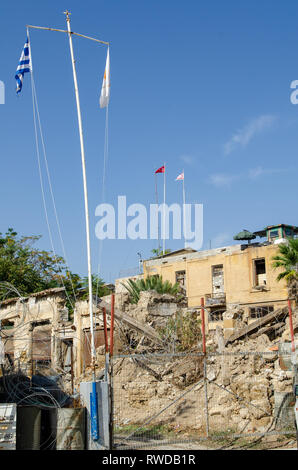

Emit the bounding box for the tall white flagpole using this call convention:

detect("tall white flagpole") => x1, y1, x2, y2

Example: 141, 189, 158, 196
182, 169, 186, 248
163, 162, 166, 255
65, 11, 96, 375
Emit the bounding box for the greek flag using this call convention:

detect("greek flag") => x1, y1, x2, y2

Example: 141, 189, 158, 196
15, 36, 31, 94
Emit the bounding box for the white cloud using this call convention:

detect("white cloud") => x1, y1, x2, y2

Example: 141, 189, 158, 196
209, 173, 240, 187
248, 166, 285, 180
180, 155, 195, 166
224, 114, 277, 156
209, 166, 286, 188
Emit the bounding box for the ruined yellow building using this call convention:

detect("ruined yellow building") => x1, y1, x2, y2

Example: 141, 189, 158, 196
143, 224, 298, 330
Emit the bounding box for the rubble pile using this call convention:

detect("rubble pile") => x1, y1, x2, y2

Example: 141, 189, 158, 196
82, 290, 298, 435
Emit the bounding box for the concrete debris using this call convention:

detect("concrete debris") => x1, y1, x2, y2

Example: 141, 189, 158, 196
98, 291, 298, 434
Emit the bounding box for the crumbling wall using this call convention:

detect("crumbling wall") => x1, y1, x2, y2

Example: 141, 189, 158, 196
0, 288, 67, 370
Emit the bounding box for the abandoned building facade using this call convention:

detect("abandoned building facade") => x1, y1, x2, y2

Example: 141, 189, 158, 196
0, 223, 297, 382
0, 288, 111, 386
141, 224, 298, 332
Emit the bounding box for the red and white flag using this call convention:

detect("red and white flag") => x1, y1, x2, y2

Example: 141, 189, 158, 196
155, 165, 165, 174
175, 172, 184, 181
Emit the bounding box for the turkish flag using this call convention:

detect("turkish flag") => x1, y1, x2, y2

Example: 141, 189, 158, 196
155, 165, 165, 174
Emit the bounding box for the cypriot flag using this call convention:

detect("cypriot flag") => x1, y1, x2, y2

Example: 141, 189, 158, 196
100, 47, 110, 108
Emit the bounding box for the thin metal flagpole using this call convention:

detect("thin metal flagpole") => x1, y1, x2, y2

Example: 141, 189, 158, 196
64, 10, 96, 377
154, 173, 160, 251
182, 169, 186, 248
163, 162, 166, 255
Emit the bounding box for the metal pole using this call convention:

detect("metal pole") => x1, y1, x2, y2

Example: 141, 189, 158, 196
108, 294, 115, 450
70, 341, 74, 395
163, 162, 166, 255
182, 169, 186, 248
200, 297, 209, 436
203, 356, 209, 437
64, 11, 96, 377
201, 297, 206, 354
288, 299, 296, 353
110, 294, 115, 357
26, 24, 109, 45
155, 173, 160, 251
103, 307, 109, 382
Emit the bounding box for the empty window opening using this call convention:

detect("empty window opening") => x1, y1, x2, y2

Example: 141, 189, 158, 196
212, 265, 224, 296
253, 259, 267, 286
175, 270, 186, 287
269, 229, 279, 239
1, 320, 14, 329
208, 309, 225, 322
250, 305, 274, 319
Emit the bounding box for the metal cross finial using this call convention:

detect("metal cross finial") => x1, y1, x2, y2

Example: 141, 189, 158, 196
63, 10, 71, 21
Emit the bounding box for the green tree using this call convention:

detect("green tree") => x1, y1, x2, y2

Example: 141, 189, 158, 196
0, 228, 68, 297
272, 238, 298, 282
79, 274, 112, 300
0, 229, 111, 311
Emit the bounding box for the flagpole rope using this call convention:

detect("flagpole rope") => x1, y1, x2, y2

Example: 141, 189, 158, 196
28, 30, 77, 309
31, 80, 78, 305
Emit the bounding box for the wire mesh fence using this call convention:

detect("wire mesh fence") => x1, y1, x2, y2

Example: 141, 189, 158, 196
112, 351, 297, 450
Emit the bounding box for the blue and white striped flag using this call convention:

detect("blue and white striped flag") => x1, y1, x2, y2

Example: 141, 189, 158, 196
15, 36, 31, 94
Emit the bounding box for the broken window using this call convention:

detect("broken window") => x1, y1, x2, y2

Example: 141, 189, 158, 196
250, 305, 274, 319
175, 270, 186, 287
32, 321, 51, 361
61, 339, 73, 373
269, 229, 279, 239
285, 228, 293, 237
208, 309, 224, 322
212, 265, 224, 297
253, 258, 267, 286
1, 320, 14, 329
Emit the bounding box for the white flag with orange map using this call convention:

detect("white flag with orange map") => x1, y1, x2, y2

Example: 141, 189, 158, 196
100, 47, 110, 108
175, 172, 184, 181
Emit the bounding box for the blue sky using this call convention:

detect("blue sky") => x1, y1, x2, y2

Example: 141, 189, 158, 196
0, 0, 297, 283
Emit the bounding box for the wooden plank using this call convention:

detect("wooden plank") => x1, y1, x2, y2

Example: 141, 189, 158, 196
249, 322, 285, 339
225, 306, 288, 346
96, 297, 163, 345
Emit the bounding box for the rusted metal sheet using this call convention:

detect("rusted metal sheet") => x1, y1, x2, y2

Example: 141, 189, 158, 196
0, 403, 17, 450
84, 329, 106, 366
56, 408, 85, 450
32, 326, 51, 360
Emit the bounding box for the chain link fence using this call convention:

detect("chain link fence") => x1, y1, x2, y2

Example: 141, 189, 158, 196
111, 351, 297, 450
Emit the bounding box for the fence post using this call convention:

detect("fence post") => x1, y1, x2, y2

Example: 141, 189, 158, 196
288, 299, 296, 353
109, 294, 115, 450
201, 297, 209, 437
201, 297, 206, 354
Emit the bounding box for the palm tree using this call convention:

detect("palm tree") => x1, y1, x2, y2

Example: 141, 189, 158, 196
122, 275, 180, 304
151, 246, 172, 258
272, 238, 298, 282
